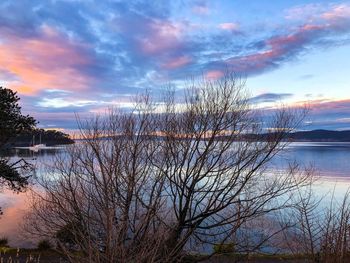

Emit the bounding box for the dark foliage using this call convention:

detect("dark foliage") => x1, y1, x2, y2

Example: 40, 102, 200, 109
0, 87, 36, 148
0, 237, 8, 247
0, 159, 31, 191
213, 243, 235, 254
13, 129, 74, 147
0, 87, 36, 193
37, 239, 53, 250
56, 221, 87, 248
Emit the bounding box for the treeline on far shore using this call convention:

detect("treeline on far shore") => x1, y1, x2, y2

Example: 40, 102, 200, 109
7, 129, 75, 147
214, 129, 350, 142
5, 128, 350, 149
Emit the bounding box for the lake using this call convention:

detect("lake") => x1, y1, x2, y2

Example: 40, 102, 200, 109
1, 142, 350, 248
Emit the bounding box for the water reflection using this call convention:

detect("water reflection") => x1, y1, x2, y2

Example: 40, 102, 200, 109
1, 142, 350, 248
0, 146, 68, 248
0, 190, 35, 248
1, 146, 67, 158
273, 142, 350, 178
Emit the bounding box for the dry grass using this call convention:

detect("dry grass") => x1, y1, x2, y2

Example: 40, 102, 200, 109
0, 247, 66, 263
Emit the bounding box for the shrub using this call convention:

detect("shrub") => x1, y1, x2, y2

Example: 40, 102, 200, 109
0, 237, 8, 247
213, 243, 235, 254
37, 239, 52, 250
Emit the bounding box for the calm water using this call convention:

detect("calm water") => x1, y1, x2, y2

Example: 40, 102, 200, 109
1, 142, 350, 247
276, 142, 350, 178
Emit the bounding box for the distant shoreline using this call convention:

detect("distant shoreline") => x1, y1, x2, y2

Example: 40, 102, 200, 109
285, 129, 350, 142
5, 129, 75, 148
71, 129, 350, 143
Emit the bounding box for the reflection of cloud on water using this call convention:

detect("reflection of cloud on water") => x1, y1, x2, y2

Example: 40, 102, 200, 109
0, 190, 36, 248
0, 147, 65, 248
2, 142, 350, 248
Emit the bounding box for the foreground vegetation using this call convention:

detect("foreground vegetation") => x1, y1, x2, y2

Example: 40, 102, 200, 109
3, 244, 350, 263
3, 77, 350, 262
0, 238, 65, 263
23, 74, 314, 262
0, 248, 64, 263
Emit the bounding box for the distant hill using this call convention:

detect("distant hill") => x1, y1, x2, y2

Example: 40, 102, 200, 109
213, 129, 350, 142
7, 129, 75, 147
287, 129, 350, 142
103, 129, 350, 142
9, 129, 350, 146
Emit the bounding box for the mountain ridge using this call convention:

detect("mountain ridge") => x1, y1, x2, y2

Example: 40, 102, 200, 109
287, 129, 350, 142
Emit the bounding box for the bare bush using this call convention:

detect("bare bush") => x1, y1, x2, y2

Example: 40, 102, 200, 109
283, 184, 350, 263
25, 74, 310, 262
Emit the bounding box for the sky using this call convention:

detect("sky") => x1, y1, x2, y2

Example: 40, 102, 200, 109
1, 0, 350, 131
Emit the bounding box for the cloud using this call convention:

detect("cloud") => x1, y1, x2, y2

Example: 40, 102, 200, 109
192, 1, 210, 15
285, 3, 325, 20
0, 25, 102, 95
308, 99, 350, 117
289, 99, 350, 130
285, 3, 350, 23
203, 3, 350, 75
37, 98, 98, 108
251, 93, 293, 103
0, 1, 350, 130
0, 69, 19, 81
135, 20, 183, 55
218, 23, 240, 32
205, 70, 224, 80
162, 56, 192, 69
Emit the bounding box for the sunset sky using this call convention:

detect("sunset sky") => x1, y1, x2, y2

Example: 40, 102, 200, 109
1, 0, 350, 131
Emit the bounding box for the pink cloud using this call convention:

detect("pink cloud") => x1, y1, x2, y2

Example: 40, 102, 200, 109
0, 25, 95, 95
162, 55, 192, 69
226, 48, 283, 74
286, 99, 350, 118
139, 20, 184, 55
222, 4, 350, 75
285, 4, 324, 21
308, 99, 350, 111
205, 70, 224, 80
218, 23, 240, 32
321, 4, 350, 21
286, 3, 350, 24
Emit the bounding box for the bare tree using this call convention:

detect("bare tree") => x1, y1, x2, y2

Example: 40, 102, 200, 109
25, 73, 310, 262
284, 185, 350, 263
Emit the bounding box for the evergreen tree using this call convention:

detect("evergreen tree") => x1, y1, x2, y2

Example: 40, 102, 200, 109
0, 87, 36, 195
